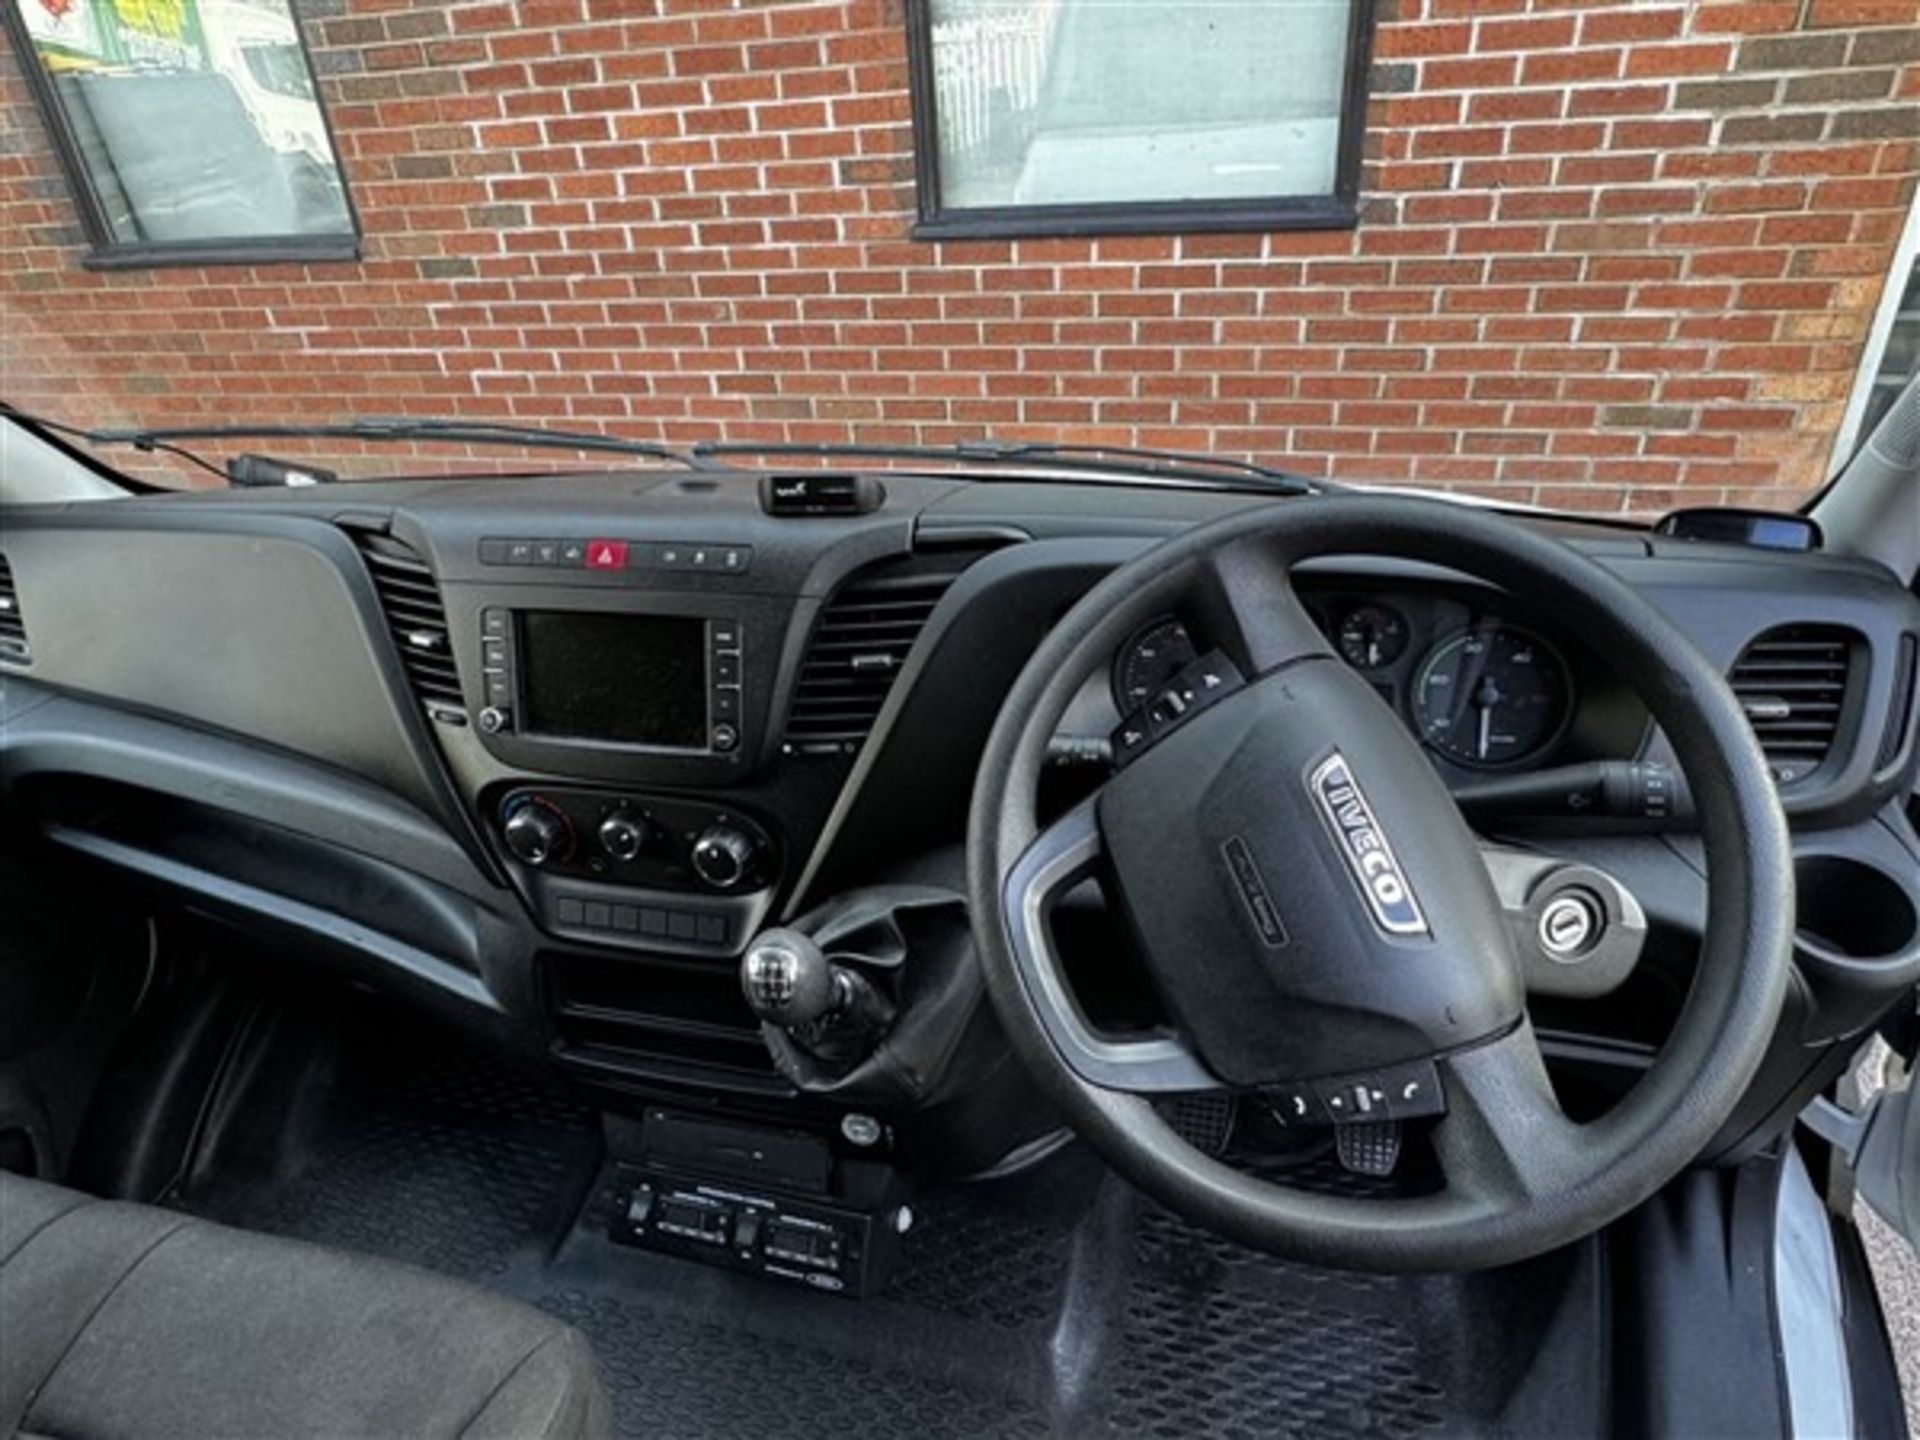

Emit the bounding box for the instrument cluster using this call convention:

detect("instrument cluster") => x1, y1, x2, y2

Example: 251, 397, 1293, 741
1108, 584, 1644, 776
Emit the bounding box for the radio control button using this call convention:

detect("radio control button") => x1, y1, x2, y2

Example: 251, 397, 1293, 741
711, 621, 741, 647
479, 705, 511, 733
712, 690, 741, 721
712, 654, 740, 685
711, 722, 740, 752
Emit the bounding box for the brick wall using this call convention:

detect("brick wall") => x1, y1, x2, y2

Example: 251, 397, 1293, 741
1, 0, 1916, 510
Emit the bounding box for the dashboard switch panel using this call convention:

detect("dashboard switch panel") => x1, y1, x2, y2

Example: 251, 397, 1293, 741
494, 786, 776, 893
493, 785, 779, 954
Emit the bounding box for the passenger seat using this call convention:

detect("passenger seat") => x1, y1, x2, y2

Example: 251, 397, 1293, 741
0, 1172, 612, 1438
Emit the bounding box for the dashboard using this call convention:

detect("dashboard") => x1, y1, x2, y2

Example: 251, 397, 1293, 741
1, 468, 1917, 1162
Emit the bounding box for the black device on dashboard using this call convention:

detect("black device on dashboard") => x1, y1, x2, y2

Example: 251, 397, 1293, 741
478, 607, 744, 755
1655, 507, 1822, 553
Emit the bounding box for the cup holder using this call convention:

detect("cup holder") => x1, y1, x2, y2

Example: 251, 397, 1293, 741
1794, 855, 1920, 964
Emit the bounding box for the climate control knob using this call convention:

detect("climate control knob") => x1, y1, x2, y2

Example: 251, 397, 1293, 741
690, 826, 759, 891
502, 798, 571, 867
598, 809, 649, 863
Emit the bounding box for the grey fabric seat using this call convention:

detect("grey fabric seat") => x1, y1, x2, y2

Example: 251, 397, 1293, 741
0, 1173, 612, 1439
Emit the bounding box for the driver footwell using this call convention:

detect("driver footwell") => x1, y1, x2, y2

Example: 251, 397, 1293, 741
170, 1010, 1605, 1439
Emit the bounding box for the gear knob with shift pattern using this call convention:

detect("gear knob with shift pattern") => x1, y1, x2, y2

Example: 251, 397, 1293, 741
741, 927, 845, 1028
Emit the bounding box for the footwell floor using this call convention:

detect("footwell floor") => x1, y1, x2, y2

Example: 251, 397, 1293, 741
173, 1016, 1600, 1439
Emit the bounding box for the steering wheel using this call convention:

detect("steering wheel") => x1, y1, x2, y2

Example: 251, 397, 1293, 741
967, 496, 1793, 1272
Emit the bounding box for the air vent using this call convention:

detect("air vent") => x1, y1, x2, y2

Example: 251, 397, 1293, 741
1728, 624, 1855, 785
354, 533, 463, 719
784, 564, 959, 754
0, 553, 27, 666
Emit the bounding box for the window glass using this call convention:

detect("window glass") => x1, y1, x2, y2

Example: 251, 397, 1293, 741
1860, 263, 1919, 441
11, 0, 353, 250
926, 0, 1357, 212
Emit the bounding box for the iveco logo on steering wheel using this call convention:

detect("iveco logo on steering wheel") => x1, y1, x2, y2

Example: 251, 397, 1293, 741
1308, 753, 1430, 939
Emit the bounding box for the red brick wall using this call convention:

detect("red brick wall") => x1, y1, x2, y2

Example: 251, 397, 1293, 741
2, 0, 1916, 510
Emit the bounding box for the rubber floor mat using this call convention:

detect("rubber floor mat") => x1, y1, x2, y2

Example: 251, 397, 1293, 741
176, 1012, 1597, 1439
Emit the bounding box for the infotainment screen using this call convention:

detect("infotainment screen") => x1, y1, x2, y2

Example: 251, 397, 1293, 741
519, 612, 708, 748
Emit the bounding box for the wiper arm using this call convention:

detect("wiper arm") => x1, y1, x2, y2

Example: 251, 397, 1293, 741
77, 414, 695, 467
689, 438, 1331, 494
949, 439, 1332, 493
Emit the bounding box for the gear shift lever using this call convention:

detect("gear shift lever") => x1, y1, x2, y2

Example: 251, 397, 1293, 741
741, 928, 844, 1028
741, 926, 894, 1068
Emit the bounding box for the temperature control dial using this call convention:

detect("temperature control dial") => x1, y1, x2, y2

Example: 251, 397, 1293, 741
691, 826, 760, 891
502, 797, 572, 867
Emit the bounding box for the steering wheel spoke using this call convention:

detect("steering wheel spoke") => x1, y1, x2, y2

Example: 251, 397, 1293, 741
1432, 1023, 1584, 1208
1189, 538, 1333, 676
1001, 795, 1223, 1095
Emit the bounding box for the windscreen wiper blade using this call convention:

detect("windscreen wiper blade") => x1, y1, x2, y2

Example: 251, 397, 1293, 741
74, 414, 695, 466
689, 438, 1331, 494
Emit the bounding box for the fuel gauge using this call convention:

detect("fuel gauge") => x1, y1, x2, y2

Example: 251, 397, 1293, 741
1336, 605, 1410, 671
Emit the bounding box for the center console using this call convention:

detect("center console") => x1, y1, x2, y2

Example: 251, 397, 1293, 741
450, 588, 793, 956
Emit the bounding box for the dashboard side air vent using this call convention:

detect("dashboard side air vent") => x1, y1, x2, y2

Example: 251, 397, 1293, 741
784, 563, 961, 755
0, 553, 27, 666
353, 532, 463, 720
1728, 624, 1856, 785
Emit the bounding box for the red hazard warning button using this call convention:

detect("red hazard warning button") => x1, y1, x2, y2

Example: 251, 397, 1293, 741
585, 539, 628, 570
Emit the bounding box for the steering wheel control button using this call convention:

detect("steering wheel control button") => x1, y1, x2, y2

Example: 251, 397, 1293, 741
1109, 650, 1245, 769
1265, 1084, 1330, 1127
1274, 1061, 1446, 1128
1537, 890, 1603, 960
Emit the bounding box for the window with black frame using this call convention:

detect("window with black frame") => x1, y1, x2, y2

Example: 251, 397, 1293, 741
905, 0, 1374, 239
5, 0, 357, 266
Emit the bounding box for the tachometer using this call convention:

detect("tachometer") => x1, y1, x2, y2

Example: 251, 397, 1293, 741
1412, 623, 1572, 768
1113, 617, 1199, 712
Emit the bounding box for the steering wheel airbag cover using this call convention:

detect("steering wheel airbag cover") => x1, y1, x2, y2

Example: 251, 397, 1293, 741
1098, 657, 1523, 1087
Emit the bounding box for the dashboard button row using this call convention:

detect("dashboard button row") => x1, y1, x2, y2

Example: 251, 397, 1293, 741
481, 537, 752, 574
555, 894, 730, 947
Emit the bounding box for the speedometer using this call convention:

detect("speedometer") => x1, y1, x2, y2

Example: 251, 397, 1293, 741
1411, 623, 1572, 768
